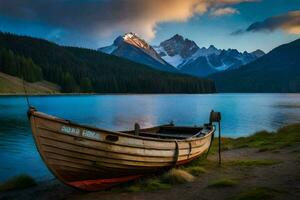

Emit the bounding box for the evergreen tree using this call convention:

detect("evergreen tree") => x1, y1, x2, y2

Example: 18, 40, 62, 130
80, 77, 93, 93
62, 72, 78, 92
0, 48, 42, 82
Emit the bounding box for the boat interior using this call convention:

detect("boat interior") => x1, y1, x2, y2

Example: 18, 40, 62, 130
122, 124, 211, 139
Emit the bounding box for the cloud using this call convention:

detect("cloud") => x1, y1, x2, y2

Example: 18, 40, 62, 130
211, 7, 240, 16
232, 10, 300, 35
0, 0, 257, 42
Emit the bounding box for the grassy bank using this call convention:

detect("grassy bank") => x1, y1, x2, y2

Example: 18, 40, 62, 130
0, 72, 60, 94
214, 123, 300, 152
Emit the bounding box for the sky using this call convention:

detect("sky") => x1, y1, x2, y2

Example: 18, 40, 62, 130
0, 0, 299, 52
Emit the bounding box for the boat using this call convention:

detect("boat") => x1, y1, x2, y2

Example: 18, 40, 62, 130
27, 107, 216, 191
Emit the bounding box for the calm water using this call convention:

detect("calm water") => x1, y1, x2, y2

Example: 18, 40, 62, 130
1, 94, 300, 182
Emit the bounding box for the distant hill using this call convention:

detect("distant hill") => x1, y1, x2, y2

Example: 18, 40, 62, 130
0, 32, 215, 94
209, 38, 300, 92
0, 72, 60, 94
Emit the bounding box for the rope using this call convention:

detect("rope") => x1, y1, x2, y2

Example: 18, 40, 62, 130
22, 78, 30, 109
187, 142, 192, 158
173, 140, 179, 166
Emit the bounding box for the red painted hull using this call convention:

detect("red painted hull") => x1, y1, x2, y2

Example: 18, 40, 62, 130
68, 175, 143, 191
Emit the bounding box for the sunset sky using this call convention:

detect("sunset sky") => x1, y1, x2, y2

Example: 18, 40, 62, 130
0, 0, 299, 52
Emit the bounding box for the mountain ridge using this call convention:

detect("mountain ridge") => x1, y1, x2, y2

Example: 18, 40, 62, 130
155, 34, 265, 76
99, 33, 265, 77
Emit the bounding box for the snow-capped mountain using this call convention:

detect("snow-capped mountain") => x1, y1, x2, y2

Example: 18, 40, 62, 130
99, 33, 264, 77
155, 34, 265, 76
98, 33, 176, 72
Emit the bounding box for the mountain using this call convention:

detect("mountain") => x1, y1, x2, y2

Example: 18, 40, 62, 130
154, 34, 265, 77
99, 33, 176, 72
153, 34, 199, 68
0, 32, 215, 93
209, 38, 300, 92
251, 49, 265, 58
179, 47, 264, 77
99, 33, 264, 77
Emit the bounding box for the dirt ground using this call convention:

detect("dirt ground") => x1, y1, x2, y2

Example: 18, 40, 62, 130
1, 145, 299, 200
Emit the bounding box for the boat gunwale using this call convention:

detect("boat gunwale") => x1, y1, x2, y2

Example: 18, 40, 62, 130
37, 125, 208, 151
31, 110, 215, 142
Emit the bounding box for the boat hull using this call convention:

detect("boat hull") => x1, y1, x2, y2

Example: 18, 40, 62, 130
28, 108, 214, 191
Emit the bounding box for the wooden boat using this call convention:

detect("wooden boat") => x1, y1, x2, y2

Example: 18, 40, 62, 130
28, 107, 215, 191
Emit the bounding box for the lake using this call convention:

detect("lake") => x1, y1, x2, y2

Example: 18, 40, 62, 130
1, 93, 300, 182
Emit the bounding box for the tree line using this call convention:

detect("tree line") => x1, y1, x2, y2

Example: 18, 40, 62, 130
0, 48, 42, 82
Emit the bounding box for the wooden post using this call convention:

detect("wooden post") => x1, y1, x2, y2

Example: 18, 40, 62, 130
134, 123, 140, 136
209, 110, 222, 165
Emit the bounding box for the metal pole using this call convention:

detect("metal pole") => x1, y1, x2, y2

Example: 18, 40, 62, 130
218, 121, 221, 165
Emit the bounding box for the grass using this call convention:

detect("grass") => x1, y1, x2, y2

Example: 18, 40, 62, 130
184, 166, 207, 176
0, 72, 60, 94
228, 187, 283, 200
0, 175, 37, 192
208, 178, 238, 188
211, 124, 300, 152
183, 155, 217, 168
125, 169, 195, 192
126, 177, 171, 192
162, 169, 195, 184
224, 159, 281, 167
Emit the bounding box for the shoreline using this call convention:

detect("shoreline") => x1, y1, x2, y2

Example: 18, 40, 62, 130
1, 92, 300, 97
0, 92, 216, 97
1, 124, 299, 200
